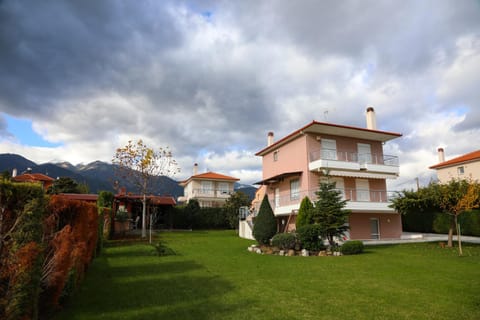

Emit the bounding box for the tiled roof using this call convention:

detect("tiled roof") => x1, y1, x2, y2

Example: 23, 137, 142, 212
256, 120, 402, 156
58, 193, 99, 202
115, 194, 176, 205
12, 173, 55, 182
179, 171, 240, 186
192, 172, 240, 181
430, 150, 480, 169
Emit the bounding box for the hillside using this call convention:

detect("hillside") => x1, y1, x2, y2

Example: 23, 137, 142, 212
0, 154, 255, 200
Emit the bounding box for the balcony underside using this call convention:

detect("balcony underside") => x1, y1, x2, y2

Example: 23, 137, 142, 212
309, 159, 399, 178
273, 201, 396, 216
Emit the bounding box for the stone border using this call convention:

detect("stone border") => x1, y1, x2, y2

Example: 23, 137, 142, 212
247, 244, 342, 257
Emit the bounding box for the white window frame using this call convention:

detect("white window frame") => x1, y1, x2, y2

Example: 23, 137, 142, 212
457, 166, 465, 175
321, 139, 337, 160
290, 179, 300, 200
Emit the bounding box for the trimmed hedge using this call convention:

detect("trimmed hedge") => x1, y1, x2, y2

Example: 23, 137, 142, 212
271, 233, 296, 250
340, 240, 364, 255
296, 224, 325, 251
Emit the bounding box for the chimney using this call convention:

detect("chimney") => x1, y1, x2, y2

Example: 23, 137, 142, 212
12, 168, 17, 178
437, 147, 445, 163
193, 163, 198, 175
366, 107, 377, 130
267, 132, 274, 146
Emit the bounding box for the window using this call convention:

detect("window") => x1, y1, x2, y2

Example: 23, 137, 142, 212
219, 182, 229, 194
273, 150, 279, 161
457, 166, 465, 175
290, 179, 300, 200
275, 188, 280, 207
321, 139, 337, 160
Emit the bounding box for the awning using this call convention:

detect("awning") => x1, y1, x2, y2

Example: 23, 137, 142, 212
327, 170, 396, 179
254, 171, 302, 185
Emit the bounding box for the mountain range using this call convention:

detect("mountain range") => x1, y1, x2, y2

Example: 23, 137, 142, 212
0, 153, 257, 200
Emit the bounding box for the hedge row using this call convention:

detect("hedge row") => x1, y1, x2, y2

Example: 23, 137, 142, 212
402, 209, 480, 236
0, 182, 100, 320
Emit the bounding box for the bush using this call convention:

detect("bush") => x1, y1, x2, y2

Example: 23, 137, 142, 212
271, 233, 297, 250
253, 195, 277, 245
433, 213, 451, 234
296, 224, 325, 251
340, 240, 364, 255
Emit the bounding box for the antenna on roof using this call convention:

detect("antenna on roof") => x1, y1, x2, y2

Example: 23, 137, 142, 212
324, 110, 328, 121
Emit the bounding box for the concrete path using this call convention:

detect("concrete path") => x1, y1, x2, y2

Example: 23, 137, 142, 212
363, 232, 480, 245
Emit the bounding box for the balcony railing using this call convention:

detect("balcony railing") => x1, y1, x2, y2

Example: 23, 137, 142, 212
268, 188, 397, 209
189, 188, 233, 198
309, 149, 399, 166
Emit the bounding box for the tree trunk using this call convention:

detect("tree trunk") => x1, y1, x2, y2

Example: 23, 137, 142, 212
447, 218, 454, 247
142, 194, 147, 238
456, 215, 463, 256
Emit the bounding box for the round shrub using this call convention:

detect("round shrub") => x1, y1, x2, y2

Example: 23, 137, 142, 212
296, 224, 325, 251
271, 233, 297, 250
340, 240, 364, 255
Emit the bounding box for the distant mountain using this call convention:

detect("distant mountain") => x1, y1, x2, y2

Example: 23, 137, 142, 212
0, 153, 183, 197
0, 153, 36, 173
1, 153, 257, 201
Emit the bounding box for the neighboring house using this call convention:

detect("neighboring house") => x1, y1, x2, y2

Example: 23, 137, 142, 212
178, 164, 240, 207
12, 171, 55, 191
429, 148, 480, 183
252, 107, 403, 240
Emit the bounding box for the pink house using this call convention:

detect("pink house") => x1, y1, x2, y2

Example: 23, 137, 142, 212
254, 107, 403, 240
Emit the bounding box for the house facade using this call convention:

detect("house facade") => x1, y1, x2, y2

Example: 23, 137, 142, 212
254, 107, 403, 240
429, 148, 480, 183
178, 164, 239, 207
12, 172, 55, 191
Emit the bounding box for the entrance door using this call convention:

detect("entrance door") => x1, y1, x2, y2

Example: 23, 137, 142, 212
370, 218, 380, 239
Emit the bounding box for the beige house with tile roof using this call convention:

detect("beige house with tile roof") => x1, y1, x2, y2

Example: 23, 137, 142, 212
178, 164, 240, 207
430, 148, 480, 183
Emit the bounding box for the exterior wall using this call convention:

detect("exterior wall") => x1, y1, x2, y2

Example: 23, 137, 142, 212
436, 160, 480, 183
348, 212, 402, 240
183, 179, 236, 207
262, 135, 309, 185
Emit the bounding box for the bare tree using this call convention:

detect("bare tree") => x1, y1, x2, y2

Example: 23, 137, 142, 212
112, 140, 180, 238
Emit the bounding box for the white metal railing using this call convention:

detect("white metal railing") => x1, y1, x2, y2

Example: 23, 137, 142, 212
267, 188, 397, 209
190, 188, 232, 198
309, 148, 399, 166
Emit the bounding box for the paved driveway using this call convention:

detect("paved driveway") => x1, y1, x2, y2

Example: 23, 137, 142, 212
363, 232, 480, 245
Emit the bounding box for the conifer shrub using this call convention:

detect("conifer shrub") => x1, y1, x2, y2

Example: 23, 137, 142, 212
253, 195, 277, 245
296, 196, 313, 229
340, 240, 364, 255
296, 224, 325, 251
271, 233, 297, 250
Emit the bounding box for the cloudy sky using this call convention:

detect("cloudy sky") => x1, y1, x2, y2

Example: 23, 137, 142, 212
0, 0, 479, 190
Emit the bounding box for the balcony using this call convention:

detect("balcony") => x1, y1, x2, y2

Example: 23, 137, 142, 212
309, 149, 399, 177
267, 188, 397, 216
190, 188, 233, 199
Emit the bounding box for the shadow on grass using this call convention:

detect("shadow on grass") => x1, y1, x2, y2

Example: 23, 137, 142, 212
55, 243, 244, 320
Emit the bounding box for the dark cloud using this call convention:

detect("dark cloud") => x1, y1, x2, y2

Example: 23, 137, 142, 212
0, 0, 182, 117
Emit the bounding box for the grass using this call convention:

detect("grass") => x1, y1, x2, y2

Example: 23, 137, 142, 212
54, 231, 480, 320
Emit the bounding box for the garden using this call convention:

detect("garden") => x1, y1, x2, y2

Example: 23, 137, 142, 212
54, 230, 480, 320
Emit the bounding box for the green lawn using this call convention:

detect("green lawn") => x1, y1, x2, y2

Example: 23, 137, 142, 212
54, 231, 480, 320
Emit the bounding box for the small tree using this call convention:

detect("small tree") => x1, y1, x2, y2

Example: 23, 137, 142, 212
252, 195, 277, 245
296, 196, 314, 229
223, 191, 250, 229
436, 179, 480, 255
113, 139, 180, 238
311, 176, 350, 246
